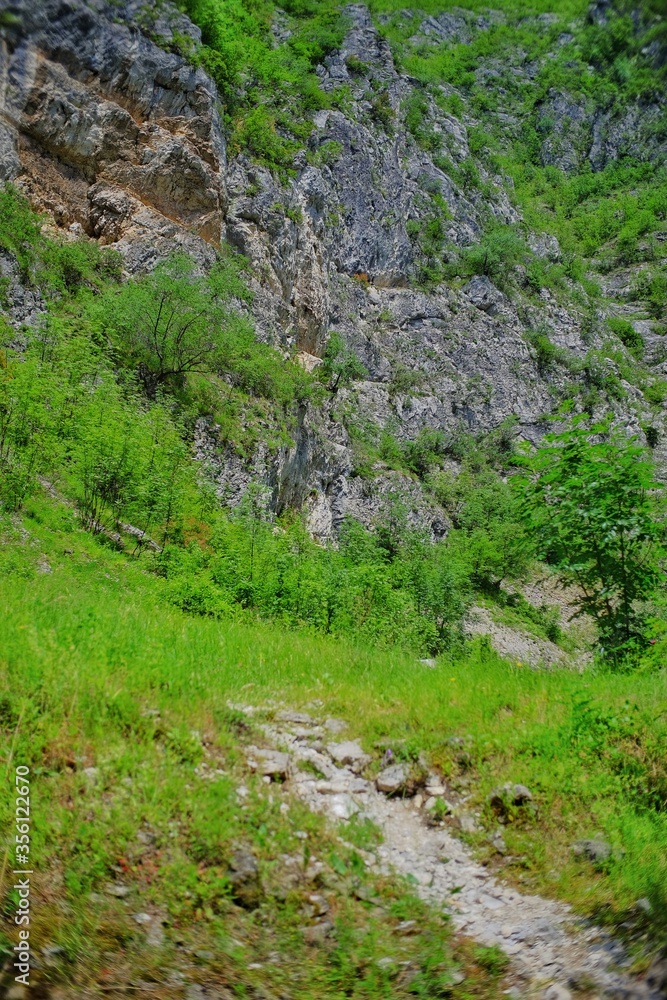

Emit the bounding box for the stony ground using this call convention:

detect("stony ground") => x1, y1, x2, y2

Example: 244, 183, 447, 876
463, 606, 571, 670
240, 707, 662, 1000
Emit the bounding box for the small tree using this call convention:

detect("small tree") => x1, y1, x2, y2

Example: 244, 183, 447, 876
319, 332, 367, 392
516, 415, 665, 658
237, 482, 273, 587
99, 252, 249, 398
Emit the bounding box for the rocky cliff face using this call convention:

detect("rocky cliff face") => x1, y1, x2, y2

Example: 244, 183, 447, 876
1, 0, 665, 537
0, 0, 224, 263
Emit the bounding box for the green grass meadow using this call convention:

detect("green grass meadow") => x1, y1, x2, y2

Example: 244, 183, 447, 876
1, 494, 666, 989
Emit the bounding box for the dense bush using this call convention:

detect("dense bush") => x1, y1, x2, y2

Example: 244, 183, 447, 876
0, 194, 314, 531
517, 415, 666, 659
607, 317, 644, 360
96, 252, 250, 397
0, 334, 192, 538
161, 500, 470, 654
318, 332, 367, 392
0, 185, 121, 292
451, 228, 528, 286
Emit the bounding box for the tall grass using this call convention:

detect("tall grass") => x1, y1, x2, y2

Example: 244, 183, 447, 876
2, 497, 667, 946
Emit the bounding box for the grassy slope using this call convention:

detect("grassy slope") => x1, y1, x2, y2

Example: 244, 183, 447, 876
1, 493, 666, 990
1, 497, 514, 997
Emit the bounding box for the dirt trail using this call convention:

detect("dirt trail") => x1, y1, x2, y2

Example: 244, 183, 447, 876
245, 709, 659, 1000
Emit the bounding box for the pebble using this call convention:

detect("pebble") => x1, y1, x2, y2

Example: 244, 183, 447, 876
396, 919, 417, 935
105, 883, 130, 897
324, 718, 347, 733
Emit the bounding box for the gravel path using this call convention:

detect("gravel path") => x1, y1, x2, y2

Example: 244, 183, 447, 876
245, 709, 659, 1000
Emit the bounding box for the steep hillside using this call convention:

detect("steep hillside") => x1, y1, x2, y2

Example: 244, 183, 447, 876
1, 0, 666, 537
2, 0, 667, 996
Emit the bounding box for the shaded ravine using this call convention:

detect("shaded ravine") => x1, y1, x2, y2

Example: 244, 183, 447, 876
242, 708, 659, 1000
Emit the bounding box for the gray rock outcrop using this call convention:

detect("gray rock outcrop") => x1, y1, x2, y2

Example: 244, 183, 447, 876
1, 0, 664, 540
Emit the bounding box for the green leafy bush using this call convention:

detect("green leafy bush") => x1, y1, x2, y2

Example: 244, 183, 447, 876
96, 252, 250, 397
516, 415, 665, 659
453, 227, 527, 285
318, 332, 367, 391
0, 185, 121, 292
181, 0, 345, 171
403, 91, 441, 152
607, 317, 644, 359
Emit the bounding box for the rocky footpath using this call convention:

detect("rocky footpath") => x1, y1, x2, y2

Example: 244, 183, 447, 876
239, 706, 664, 1000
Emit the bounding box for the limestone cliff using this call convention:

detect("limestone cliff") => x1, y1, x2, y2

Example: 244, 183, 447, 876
1, 0, 665, 537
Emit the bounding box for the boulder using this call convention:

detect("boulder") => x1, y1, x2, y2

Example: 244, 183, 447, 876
105, 883, 130, 898
488, 782, 533, 817
463, 275, 504, 315
248, 747, 291, 780
488, 830, 508, 855
324, 718, 347, 734
571, 839, 612, 864
376, 762, 411, 795
329, 793, 360, 819
453, 811, 477, 834
512, 783, 533, 804
303, 919, 334, 944
277, 710, 315, 725
327, 740, 371, 772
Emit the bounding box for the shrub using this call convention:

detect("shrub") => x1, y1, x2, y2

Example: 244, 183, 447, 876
97, 251, 250, 398
345, 54, 368, 76
0, 184, 42, 280
318, 332, 367, 392
516, 415, 665, 658
0, 184, 121, 292
310, 140, 343, 167
404, 92, 441, 152
454, 227, 527, 285
525, 328, 566, 374
370, 91, 394, 131
632, 268, 667, 320
607, 317, 644, 359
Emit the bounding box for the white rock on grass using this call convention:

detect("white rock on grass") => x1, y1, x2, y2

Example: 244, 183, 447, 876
329, 794, 360, 819
277, 710, 314, 725
376, 762, 410, 794
326, 740, 370, 772
247, 747, 291, 779
324, 718, 347, 733
105, 884, 130, 897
